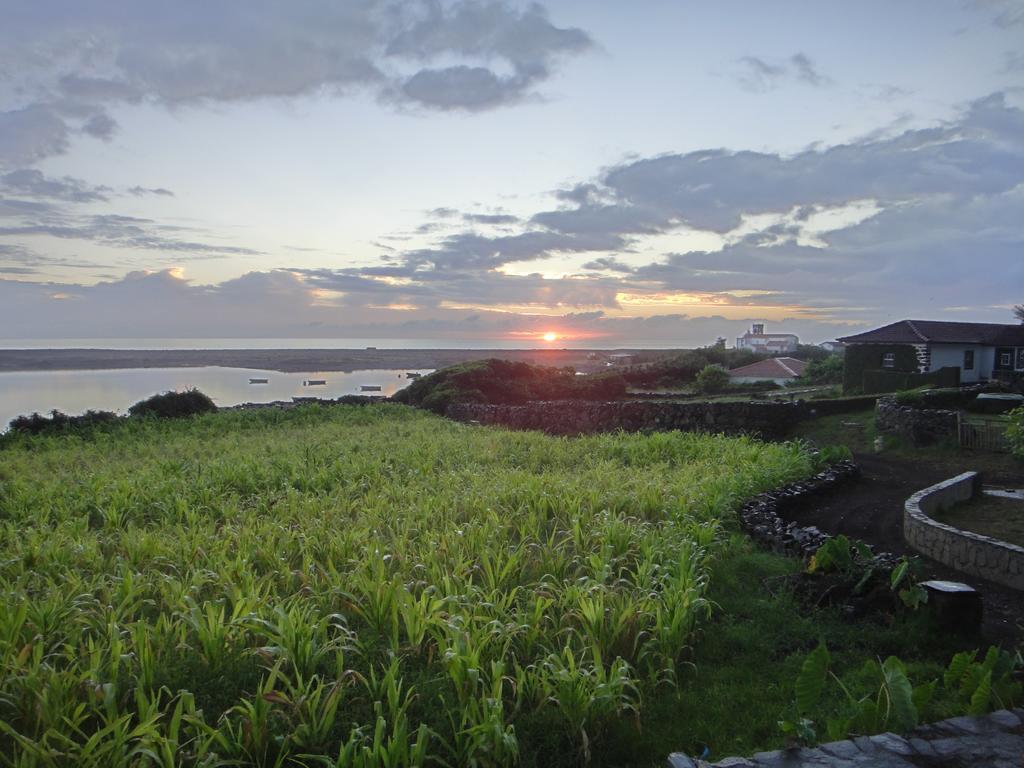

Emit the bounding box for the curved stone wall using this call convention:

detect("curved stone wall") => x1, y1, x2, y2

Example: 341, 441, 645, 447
904, 472, 1024, 591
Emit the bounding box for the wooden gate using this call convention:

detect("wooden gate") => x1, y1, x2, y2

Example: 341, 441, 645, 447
958, 415, 1009, 452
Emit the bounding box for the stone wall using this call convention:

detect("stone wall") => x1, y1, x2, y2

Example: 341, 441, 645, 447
668, 708, 1024, 768
904, 472, 1024, 591
875, 397, 958, 446
446, 399, 806, 439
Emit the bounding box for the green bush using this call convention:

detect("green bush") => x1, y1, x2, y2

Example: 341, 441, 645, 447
7, 409, 119, 436
800, 355, 844, 385
1008, 406, 1024, 459
393, 358, 627, 414
128, 388, 218, 419
694, 364, 730, 394
620, 345, 764, 389
894, 389, 926, 407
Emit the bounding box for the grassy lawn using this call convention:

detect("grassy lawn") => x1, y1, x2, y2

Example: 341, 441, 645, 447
0, 405, 1007, 766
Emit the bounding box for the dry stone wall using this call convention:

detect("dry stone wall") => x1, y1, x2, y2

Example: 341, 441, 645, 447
668, 708, 1024, 768
904, 472, 1024, 591
446, 400, 806, 439
875, 397, 958, 446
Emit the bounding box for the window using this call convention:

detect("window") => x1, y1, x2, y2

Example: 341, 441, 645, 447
963, 350, 974, 371
882, 352, 895, 369
1000, 352, 1012, 367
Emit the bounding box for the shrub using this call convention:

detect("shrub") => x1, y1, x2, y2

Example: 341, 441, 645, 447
620, 345, 764, 388
1008, 406, 1024, 459
393, 359, 627, 414
894, 389, 926, 407
694, 364, 730, 394
128, 388, 218, 419
800, 355, 844, 385
7, 409, 119, 436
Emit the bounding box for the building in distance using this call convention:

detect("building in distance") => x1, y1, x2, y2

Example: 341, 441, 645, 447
735, 323, 799, 354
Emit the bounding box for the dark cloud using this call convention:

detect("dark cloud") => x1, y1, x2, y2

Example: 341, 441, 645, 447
0, 1, 593, 166
462, 212, 519, 224
534, 92, 1024, 236
386, 1, 591, 110
0, 105, 69, 166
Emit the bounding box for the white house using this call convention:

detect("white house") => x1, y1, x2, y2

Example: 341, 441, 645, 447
735, 323, 799, 354
837, 320, 1024, 384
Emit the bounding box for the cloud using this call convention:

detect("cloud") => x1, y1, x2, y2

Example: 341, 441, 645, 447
734, 53, 831, 92
1, 169, 111, 202
127, 186, 175, 197
0, 268, 853, 344
0, 1, 593, 166
3, 91, 1022, 343
977, 0, 1024, 27
386, 1, 591, 110
0, 106, 70, 167
0, 199, 261, 257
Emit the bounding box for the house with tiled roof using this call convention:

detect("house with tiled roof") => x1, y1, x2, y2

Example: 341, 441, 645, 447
837, 320, 1024, 392
727, 356, 807, 385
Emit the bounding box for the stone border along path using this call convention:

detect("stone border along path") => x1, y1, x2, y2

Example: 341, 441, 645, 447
904, 472, 1024, 591
667, 708, 1024, 767
736, 460, 900, 572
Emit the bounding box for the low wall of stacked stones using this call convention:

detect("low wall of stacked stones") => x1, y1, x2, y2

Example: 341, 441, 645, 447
875, 396, 958, 446
446, 400, 806, 439
904, 472, 1024, 591
668, 708, 1024, 768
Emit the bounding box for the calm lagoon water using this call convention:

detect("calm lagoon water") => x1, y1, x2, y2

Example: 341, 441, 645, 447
0, 367, 431, 428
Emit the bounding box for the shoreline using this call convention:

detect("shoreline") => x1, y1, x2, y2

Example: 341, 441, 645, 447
0, 347, 678, 374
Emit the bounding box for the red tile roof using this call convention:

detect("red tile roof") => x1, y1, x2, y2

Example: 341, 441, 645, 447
838, 320, 1024, 345
727, 357, 807, 379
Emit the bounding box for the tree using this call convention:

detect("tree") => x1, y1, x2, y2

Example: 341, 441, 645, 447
694, 364, 730, 394
800, 355, 844, 385
1014, 304, 1024, 323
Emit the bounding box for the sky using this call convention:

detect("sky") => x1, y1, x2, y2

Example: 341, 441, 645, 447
1, 0, 1023, 347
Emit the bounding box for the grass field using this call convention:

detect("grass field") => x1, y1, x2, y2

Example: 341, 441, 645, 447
0, 404, 1001, 766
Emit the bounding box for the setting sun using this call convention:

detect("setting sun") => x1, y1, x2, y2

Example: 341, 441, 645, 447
542, 331, 558, 342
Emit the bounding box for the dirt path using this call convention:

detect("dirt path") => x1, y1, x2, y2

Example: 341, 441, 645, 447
780, 451, 1024, 644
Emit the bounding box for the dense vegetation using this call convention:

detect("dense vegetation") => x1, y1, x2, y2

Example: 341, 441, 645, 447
0, 404, 820, 766
620, 346, 762, 389
393, 358, 626, 413
7, 389, 218, 438
620, 344, 831, 391
798, 355, 843, 385
1009, 406, 1024, 458
2, 403, 1015, 766
127, 389, 218, 419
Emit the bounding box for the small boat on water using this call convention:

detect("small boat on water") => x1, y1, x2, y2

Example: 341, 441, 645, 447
360, 385, 382, 392
304, 379, 327, 386
249, 378, 269, 384
405, 372, 422, 379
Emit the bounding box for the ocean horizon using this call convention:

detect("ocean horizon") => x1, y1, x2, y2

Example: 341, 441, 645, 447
0, 337, 686, 351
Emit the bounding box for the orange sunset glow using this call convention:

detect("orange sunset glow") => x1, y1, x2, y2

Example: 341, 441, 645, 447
542, 331, 558, 342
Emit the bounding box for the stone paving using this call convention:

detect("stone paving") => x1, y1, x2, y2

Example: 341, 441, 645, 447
667, 708, 1024, 767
